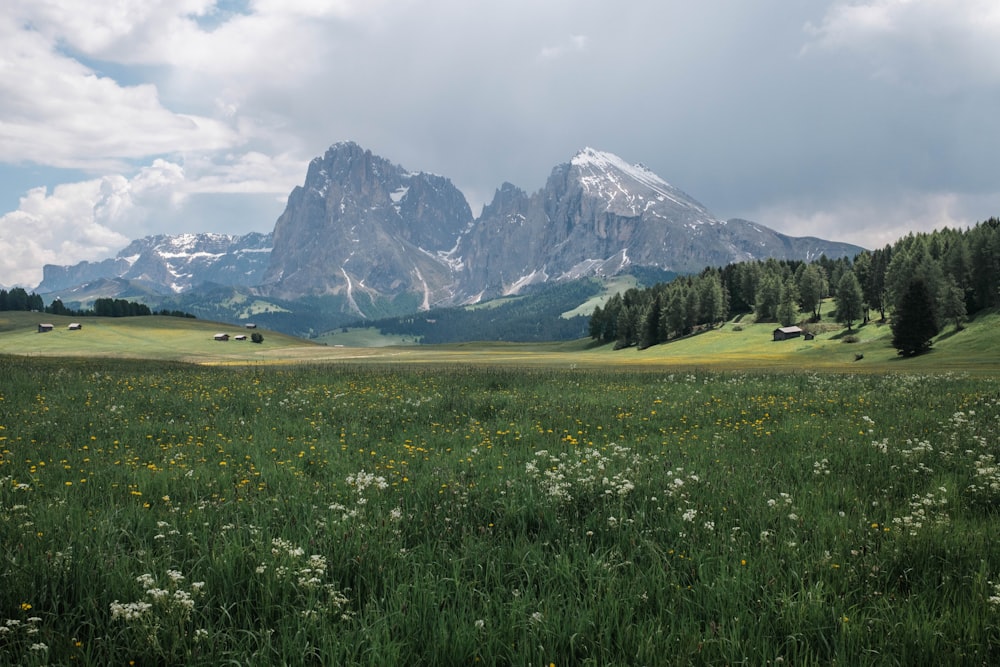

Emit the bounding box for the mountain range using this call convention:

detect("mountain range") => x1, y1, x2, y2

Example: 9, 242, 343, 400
37, 142, 864, 336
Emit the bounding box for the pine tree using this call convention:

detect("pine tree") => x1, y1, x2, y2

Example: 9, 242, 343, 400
638, 297, 661, 350
834, 270, 864, 331
776, 278, 799, 327
891, 278, 939, 356
797, 264, 826, 321
939, 276, 967, 331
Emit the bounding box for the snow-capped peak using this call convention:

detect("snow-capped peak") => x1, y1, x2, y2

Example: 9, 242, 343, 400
570, 147, 709, 216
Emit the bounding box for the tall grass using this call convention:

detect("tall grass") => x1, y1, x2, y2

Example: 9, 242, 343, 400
1, 357, 998, 665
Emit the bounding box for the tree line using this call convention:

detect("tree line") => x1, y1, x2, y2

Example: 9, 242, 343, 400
0, 288, 194, 319
367, 280, 598, 344
590, 217, 1000, 356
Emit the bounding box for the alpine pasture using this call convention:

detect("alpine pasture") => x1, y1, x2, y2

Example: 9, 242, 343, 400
1, 312, 999, 665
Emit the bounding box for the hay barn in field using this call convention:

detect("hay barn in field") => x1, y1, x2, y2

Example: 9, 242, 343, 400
773, 326, 803, 341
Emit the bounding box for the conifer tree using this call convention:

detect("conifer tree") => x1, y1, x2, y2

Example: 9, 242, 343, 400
939, 275, 967, 331
834, 270, 864, 331
891, 278, 939, 356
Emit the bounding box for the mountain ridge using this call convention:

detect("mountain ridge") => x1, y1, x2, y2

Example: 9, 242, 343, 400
36, 142, 865, 334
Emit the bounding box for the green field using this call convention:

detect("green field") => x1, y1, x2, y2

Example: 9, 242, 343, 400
2, 352, 1000, 664
0, 313, 316, 364
1, 309, 999, 664
2, 308, 998, 373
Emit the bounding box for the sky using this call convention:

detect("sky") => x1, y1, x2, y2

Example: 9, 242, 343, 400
2, 0, 1000, 288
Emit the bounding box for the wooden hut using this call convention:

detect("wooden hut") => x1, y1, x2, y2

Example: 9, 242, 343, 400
772, 326, 803, 341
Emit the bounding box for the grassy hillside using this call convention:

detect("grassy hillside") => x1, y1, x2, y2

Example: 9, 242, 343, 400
0, 312, 317, 363
0, 309, 996, 373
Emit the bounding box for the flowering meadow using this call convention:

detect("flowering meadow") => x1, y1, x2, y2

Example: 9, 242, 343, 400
1, 356, 999, 665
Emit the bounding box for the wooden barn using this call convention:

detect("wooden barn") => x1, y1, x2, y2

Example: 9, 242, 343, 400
213, 333, 230, 341
37, 323, 54, 333
773, 326, 803, 341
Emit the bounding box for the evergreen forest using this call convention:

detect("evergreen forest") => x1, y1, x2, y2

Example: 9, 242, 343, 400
590, 218, 1000, 355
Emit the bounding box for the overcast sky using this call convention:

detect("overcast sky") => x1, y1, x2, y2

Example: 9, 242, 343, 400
2, 0, 999, 288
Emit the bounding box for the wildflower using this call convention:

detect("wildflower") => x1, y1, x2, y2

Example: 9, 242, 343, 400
530, 611, 543, 624
475, 619, 485, 630
110, 600, 153, 621
682, 508, 698, 522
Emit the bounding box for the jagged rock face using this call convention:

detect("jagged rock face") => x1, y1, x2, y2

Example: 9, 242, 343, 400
37, 143, 865, 320
263, 142, 473, 310
455, 149, 732, 300
38, 232, 272, 293
455, 148, 862, 300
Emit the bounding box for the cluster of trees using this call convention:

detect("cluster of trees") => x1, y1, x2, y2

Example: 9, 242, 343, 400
368, 280, 599, 344
0, 288, 45, 312
0, 288, 194, 320
588, 270, 727, 349
91, 298, 152, 317
590, 218, 1000, 356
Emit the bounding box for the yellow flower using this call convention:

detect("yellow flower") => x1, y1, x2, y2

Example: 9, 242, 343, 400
21, 602, 32, 611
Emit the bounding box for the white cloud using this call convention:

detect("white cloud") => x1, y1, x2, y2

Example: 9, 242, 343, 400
804, 0, 1000, 91
0, 141, 309, 287
539, 34, 588, 60
748, 189, 1000, 251
0, 179, 133, 287
0, 13, 238, 170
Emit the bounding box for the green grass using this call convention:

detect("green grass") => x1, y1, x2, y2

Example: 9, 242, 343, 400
1, 360, 999, 665
314, 326, 420, 347
3, 307, 996, 373
0, 312, 316, 363
560, 274, 638, 319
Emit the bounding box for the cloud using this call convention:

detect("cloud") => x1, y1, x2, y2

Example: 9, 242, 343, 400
804, 0, 1000, 92
746, 188, 1000, 251
539, 34, 588, 60
0, 12, 238, 170
0, 179, 133, 287
3, 0, 1000, 288
0, 148, 301, 287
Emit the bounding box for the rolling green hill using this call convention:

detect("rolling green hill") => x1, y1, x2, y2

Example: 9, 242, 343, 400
1, 308, 996, 373
0, 312, 318, 364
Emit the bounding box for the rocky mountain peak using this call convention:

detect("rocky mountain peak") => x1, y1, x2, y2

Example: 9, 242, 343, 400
566, 147, 715, 221
37, 142, 865, 330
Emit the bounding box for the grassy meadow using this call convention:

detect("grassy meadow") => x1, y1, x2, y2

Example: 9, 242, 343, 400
2, 354, 999, 665
3, 308, 997, 374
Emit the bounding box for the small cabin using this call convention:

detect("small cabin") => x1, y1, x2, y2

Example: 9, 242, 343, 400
38, 323, 54, 333
234, 334, 247, 341
68, 323, 82, 330
245, 323, 257, 329
804, 331, 815, 341
214, 333, 230, 341
773, 326, 803, 341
